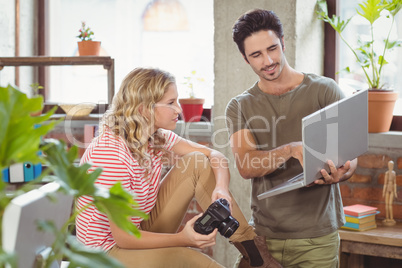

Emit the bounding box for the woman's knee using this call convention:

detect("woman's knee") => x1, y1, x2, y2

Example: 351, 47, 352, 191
110, 246, 222, 268
166, 247, 222, 268
177, 152, 211, 173
170, 152, 215, 193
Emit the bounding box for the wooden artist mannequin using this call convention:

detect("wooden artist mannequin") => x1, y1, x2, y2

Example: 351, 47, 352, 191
383, 160, 397, 226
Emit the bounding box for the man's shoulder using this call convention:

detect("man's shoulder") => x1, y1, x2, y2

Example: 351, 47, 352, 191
304, 73, 337, 87
302, 73, 344, 104
227, 83, 259, 106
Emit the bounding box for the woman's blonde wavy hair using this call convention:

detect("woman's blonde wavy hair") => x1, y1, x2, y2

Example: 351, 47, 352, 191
100, 67, 176, 168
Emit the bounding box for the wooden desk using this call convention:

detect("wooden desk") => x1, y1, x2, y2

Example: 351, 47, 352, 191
339, 221, 402, 267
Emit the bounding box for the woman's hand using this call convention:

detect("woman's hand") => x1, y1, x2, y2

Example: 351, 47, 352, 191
211, 187, 232, 211
179, 213, 218, 249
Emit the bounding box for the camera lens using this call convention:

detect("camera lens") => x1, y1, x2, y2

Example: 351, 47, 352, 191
223, 227, 235, 238
220, 198, 228, 206
218, 217, 239, 238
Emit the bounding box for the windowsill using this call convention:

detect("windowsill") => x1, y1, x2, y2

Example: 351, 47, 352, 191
49, 116, 215, 137
48, 116, 401, 150
173, 121, 213, 138
50, 114, 102, 121
369, 131, 402, 149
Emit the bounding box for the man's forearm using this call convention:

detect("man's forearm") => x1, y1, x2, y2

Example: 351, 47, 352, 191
236, 144, 292, 179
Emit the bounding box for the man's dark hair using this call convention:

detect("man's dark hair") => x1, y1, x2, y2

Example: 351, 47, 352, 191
232, 9, 284, 57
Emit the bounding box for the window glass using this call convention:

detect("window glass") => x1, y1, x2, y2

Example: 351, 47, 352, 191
47, 0, 214, 107
339, 0, 402, 115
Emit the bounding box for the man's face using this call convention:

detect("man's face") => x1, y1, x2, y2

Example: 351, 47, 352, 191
243, 30, 285, 82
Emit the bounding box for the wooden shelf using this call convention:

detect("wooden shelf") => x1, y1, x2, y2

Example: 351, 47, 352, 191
339, 221, 402, 247
339, 220, 402, 267
0, 56, 115, 104
50, 114, 102, 121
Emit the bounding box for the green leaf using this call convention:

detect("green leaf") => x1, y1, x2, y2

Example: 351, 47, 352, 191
35, 220, 125, 268
316, 0, 352, 34
41, 139, 146, 236
356, 48, 371, 67
316, 0, 328, 17
378, 55, 389, 66
40, 139, 99, 197
336, 66, 351, 75
357, 0, 386, 25
385, 39, 402, 49
358, 39, 374, 49
36, 219, 57, 233
0, 84, 147, 267
385, 0, 402, 17
320, 14, 352, 34
64, 236, 125, 268
94, 182, 148, 237
0, 250, 17, 268
0, 85, 60, 170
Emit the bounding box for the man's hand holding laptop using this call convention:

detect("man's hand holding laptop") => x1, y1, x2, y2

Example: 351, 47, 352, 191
315, 158, 357, 185
290, 142, 357, 187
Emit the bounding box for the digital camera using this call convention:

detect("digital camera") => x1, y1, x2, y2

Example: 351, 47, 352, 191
194, 198, 239, 238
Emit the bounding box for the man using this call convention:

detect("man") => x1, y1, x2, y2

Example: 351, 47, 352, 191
225, 9, 357, 268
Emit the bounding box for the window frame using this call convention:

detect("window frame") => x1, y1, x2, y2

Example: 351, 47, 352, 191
37, 0, 108, 114
323, 0, 338, 81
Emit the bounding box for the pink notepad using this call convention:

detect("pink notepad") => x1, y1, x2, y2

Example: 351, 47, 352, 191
343, 204, 378, 217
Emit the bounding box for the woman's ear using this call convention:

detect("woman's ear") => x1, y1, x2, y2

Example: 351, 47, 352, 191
138, 103, 151, 118
138, 103, 144, 115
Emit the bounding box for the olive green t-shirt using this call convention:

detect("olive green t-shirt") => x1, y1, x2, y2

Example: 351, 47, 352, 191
225, 73, 346, 239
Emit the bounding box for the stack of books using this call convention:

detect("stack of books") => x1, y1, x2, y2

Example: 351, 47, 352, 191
341, 204, 379, 231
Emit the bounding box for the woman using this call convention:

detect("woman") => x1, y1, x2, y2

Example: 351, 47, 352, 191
75, 67, 281, 268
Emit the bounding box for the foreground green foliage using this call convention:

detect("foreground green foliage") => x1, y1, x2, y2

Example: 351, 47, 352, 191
0, 85, 57, 171
0, 85, 147, 268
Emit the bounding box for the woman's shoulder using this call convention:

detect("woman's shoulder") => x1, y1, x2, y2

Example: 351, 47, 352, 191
158, 129, 179, 150
83, 127, 134, 164
159, 128, 177, 139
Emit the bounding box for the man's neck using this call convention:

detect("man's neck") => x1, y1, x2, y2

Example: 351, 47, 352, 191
258, 67, 304, 96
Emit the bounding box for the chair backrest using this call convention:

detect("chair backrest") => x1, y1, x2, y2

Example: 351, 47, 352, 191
2, 182, 74, 268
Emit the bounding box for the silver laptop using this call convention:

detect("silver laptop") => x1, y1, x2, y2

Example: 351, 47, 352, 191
257, 89, 368, 200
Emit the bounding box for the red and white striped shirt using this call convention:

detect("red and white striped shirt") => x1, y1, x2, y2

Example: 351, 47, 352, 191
75, 127, 179, 251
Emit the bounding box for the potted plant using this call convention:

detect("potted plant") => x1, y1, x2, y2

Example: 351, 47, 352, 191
29, 82, 44, 116
317, 0, 402, 132
30, 82, 43, 97
179, 70, 205, 122
77, 21, 101, 56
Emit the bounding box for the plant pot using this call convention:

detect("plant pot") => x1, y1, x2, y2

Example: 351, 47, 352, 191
77, 41, 101, 56
179, 98, 205, 122
368, 90, 398, 133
